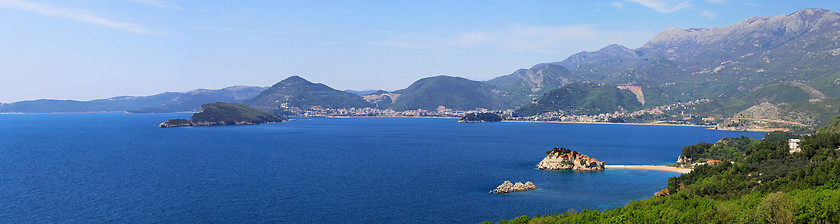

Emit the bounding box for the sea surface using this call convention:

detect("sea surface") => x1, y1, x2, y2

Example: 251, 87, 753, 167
0, 113, 765, 223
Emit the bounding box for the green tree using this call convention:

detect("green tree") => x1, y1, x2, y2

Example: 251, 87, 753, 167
756, 192, 794, 224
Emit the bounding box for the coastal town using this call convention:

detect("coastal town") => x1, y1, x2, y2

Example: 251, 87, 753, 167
281, 98, 716, 126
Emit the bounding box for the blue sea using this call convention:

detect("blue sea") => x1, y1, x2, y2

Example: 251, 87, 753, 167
0, 113, 764, 223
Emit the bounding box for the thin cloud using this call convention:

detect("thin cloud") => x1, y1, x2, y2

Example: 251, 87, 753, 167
188, 26, 265, 33
127, 0, 182, 10
369, 41, 420, 49
504, 25, 598, 51
317, 41, 344, 45
700, 10, 716, 19
612, 2, 625, 9
372, 24, 653, 53
454, 32, 493, 46
0, 0, 154, 34
627, 0, 691, 13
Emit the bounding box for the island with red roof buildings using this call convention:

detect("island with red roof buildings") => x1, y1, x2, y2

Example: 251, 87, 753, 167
537, 147, 605, 171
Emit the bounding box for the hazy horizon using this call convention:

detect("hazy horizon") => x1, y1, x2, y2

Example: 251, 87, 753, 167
1, 0, 838, 103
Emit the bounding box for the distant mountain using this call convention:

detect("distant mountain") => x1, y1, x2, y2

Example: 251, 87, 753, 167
344, 89, 379, 96
246, 76, 373, 110
554, 44, 641, 70
0, 92, 182, 113
10, 8, 840, 123
129, 86, 266, 113
485, 64, 584, 106
388, 75, 510, 111
0, 86, 265, 114
499, 8, 840, 127
515, 83, 644, 116
362, 90, 397, 108
549, 8, 840, 100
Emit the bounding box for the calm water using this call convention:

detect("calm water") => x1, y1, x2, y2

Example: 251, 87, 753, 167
0, 113, 764, 223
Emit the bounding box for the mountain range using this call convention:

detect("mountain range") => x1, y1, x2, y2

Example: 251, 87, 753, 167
4, 8, 840, 128
0, 86, 265, 113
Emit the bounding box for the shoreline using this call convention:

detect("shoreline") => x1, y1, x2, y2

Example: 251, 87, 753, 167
324, 115, 458, 119
605, 165, 692, 174
501, 120, 715, 128
316, 116, 719, 128
0, 112, 768, 131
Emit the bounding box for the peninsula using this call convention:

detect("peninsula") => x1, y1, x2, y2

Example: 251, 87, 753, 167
537, 147, 605, 171
458, 112, 503, 123
158, 102, 284, 128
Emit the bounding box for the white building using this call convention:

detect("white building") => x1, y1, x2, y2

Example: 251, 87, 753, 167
789, 139, 801, 153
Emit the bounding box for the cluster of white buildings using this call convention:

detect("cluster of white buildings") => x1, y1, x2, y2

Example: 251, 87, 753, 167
288, 106, 513, 118
519, 99, 712, 123
282, 99, 713, 125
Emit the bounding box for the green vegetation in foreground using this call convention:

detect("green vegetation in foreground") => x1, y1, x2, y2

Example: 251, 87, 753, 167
485, 117, 840, 223
159, 102, 283, 127
460, 113, 503, 122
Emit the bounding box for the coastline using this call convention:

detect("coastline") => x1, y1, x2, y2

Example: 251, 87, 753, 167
501, 120, 715, 128
0, 112, 723, 130
0, 111, 195, 115
605, 165, 692, 174
324, 115, 459, 119
0, 112, 766, 132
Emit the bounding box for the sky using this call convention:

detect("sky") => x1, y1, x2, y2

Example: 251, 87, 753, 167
1, 0, 839, 103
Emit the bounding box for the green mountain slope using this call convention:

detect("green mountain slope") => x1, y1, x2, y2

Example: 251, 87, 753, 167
246, 76, 373, 110
485, 64, 584, 106
389, 75, 510, 111
515, 83, 644, 116
486, 8, 840, 128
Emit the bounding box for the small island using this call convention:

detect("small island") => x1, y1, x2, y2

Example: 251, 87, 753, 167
537, 147, 605, 171
493, 181, 538, 194
159, 102, 284, 128
458, 112, 503, 123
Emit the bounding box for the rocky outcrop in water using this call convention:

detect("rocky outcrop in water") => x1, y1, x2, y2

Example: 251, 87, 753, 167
537, 147, 605, 171
493, 181, 538, 194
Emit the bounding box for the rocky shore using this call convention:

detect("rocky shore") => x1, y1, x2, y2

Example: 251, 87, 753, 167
493, 181, 538, 194
158, 119, 276, 128
459, 112, 503, 123
654, 188, 670, 197
537, 147, 605, 171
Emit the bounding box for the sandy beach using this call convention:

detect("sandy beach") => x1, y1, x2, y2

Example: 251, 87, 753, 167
605, 165, 693, 174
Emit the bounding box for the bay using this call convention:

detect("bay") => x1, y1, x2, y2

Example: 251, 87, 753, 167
0, 113, 764, 223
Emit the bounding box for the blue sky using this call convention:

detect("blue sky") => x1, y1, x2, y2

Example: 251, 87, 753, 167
1, 0, 838, 102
